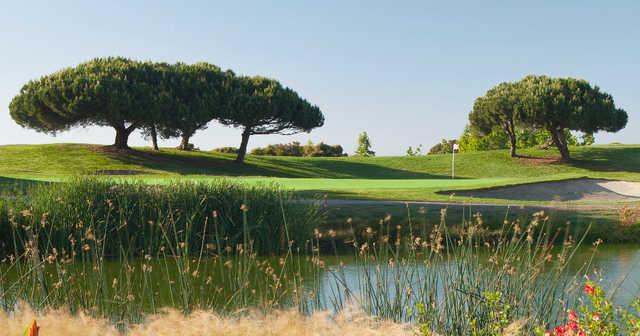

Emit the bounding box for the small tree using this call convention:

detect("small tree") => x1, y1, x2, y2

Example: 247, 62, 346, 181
580, 133, 595, 146
406, 144, 422, 156
219, 76, 324, 163
355, 131, 375, 157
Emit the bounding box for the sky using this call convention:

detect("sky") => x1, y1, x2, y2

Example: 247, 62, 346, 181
0, 1, 638, 155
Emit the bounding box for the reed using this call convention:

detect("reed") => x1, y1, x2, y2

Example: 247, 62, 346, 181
0, 179, 611, 335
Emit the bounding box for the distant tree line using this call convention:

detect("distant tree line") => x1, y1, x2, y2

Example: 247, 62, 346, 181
428, 139, 458, 155
466, 75, 627, 161
9, 57, 325, 163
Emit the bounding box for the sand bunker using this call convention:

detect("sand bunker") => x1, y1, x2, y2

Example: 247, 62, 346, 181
453, 178, 640, 202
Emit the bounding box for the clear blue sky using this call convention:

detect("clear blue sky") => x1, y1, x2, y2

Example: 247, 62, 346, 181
0, 1, 637, 155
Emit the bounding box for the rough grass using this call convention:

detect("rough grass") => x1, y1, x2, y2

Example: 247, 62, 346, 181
0, 177, 322, 257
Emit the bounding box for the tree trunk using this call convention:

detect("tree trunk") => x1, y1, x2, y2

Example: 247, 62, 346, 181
178, 134, 191, 150
114, 126, 133, 149
550, 128, 570, 162
509, 135, 517, 157
505, 120, 517, 157
235, 128, 251, 163
150, 125, 159, 151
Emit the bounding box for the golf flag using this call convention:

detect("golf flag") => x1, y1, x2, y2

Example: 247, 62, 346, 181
451, 143, 458, 179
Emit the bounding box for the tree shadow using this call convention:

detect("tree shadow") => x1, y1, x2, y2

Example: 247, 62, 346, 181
101, 148, 453, 179
0, 176, 46, 194
569, 146, 640, 173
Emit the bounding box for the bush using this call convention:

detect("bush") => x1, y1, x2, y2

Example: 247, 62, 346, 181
428, 139, 457, 154
212, 146, 239, 154
457, 124, 592, 153
250, 141, 346, 157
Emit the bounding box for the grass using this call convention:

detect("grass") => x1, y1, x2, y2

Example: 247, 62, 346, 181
2, 143, 640, 204
0, 177, 322, 257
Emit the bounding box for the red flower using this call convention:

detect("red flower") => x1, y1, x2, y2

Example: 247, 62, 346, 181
592, 312, 601, 322
568, 310, 578, 322
554, 326, 566, 336
584, 283, 595, 296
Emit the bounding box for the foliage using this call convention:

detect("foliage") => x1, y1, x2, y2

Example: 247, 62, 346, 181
458, 125, 587, 153
9, 57, 166, 149
218, 76, 325, 163
428, 139, 457, 154
155, 63, 231, 150
9, 58, 324, 153
518, 75, 628, 161
579, 133, 595, 146
468, 75, 627, 161
406, 145, 423, 156
302, 141, 347, 157
250, 141, 346, 157
537, 282, 640, 335
355, 131, 375, 157
469, 82, 524, 157
211, 146, 240, 154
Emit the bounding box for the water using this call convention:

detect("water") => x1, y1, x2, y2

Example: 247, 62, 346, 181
316, 244, 640, 310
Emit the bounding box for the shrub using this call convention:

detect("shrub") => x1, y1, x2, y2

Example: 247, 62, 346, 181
428, 139, 457, 154
250, 141, 346, 157
212, 146, 240, 154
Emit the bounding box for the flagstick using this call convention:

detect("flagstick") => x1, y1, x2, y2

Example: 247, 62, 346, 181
452, 148, 455, 179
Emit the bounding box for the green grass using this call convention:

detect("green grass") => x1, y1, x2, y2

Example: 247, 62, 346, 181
1, 143, 640, 203
0, 177, 322, 257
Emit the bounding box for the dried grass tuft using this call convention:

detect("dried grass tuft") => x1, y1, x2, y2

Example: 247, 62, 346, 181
1, 303, 415, 336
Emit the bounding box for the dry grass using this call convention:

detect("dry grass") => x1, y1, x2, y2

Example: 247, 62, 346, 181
1, 304, 415, 336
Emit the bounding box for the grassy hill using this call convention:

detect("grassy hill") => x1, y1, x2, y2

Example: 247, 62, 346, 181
1, 143, 640, 203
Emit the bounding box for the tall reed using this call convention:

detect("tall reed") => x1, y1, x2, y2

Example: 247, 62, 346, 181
0, 179, 605, 335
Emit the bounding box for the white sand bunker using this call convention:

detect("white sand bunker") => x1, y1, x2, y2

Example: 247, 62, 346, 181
454, 178, 640, 202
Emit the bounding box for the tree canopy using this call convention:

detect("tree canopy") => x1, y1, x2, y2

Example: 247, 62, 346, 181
469, 82, 524, 157
10, 57, 170, 149
467, 75, 628, 161
519, 75, 627, 161
155, 62, 231, 150
10, 58, 324, 153
219, 76, 325, 162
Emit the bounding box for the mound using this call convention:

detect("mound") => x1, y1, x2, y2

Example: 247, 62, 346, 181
452, 178, 640, 202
